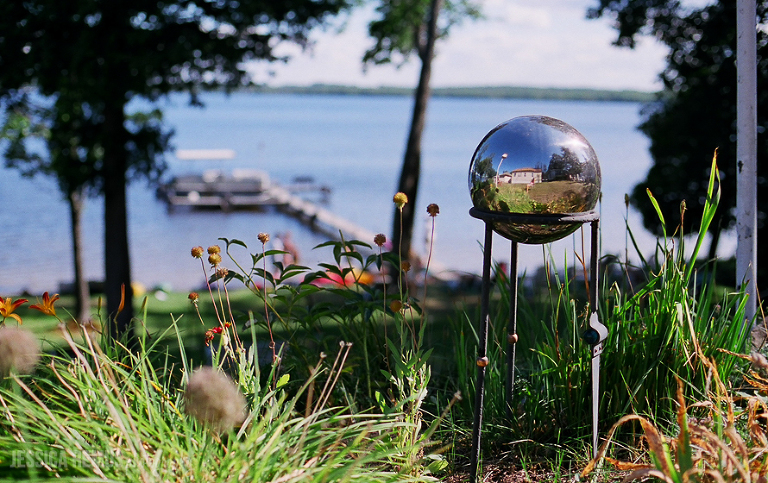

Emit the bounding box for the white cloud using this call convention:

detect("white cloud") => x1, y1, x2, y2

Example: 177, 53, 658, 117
248, 0, 671, 91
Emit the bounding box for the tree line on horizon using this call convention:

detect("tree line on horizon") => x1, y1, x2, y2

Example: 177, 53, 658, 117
245, 84, 655, 102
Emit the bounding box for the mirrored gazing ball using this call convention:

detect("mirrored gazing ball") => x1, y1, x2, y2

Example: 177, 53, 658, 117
468, 115, 601, 244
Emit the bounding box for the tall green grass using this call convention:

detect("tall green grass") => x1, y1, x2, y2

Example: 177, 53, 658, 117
447, 153, 752, 453
0, 317, 443, 481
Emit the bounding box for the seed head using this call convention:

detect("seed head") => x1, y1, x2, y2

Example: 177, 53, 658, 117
191, 246, 204, 259
393, 192, 408, 209
208, 253, 222, 266
217, 267, 229, 277
207, 245, 221, 255
390, 300, 403, 313
258, 232, 270, 244
188, 292, 199, 303
0, 327, 40, 377
401, 261, 411, 273
426, 203, 440, 217
374, 233, 386, 247
751, 352, 768, 371
184, 367, 247, 432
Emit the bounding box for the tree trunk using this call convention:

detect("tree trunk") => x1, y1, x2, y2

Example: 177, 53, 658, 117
103, 102, 134, 340
391, 0, 443, 261
68, 188, 91, 324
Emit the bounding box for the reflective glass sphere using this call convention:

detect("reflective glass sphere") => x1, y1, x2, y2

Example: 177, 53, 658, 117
469, 115, 601, 244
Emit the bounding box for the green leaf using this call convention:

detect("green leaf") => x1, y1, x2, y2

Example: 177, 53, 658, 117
313, 240, 340, 250
339, 250, 364, 265
276, 373, 290, 389
646, 188, 666, 230
221, 237, 247, 249
345, 240, 372, 250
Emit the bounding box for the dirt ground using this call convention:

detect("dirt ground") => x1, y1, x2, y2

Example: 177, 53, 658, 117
442, 457, 625, 482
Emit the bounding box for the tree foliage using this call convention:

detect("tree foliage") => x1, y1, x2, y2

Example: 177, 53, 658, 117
0, 0, 349, 336
589, 0, 768, 290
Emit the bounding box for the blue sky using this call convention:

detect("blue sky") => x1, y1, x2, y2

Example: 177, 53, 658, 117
247, 0, 712, 92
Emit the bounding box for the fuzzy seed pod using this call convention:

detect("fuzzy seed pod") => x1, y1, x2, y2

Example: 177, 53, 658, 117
0, 327, 40, 377
751, 352, 768, 371
184, 367, 247, 432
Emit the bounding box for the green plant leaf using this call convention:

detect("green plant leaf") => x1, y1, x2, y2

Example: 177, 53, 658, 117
646, 188, 666, 231
276, 373, 290, 389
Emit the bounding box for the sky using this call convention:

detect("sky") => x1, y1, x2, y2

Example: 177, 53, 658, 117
247, 0, 708, 92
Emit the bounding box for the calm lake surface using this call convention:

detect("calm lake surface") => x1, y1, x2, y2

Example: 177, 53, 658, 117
1, 92, 671, 294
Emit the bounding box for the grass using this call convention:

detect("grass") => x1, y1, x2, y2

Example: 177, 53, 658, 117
1, 156, 764, 482
0, 320, 442, 481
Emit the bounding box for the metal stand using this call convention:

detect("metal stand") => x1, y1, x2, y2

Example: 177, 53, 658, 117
468, 209, 606, 482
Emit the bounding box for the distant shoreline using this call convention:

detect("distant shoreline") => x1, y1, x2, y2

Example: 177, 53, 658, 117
244, 83, 656, 103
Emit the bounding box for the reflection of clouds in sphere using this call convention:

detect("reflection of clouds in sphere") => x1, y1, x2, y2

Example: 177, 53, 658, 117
469, 116, 601, 244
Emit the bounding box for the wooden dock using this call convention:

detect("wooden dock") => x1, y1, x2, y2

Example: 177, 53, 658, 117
157, 169, 375, 244
158, 169, 454, 279
267, 184, 377, 243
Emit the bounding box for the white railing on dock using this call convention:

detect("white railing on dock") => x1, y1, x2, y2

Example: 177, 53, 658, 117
266, 185, 378, 244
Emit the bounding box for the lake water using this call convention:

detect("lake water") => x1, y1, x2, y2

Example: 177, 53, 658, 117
1, 92, 681, 294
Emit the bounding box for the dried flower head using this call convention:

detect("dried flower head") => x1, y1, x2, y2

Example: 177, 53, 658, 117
393, 192, 408, 209
374, 233, 386, 247
426, 203, 440, 217
184, 366, 247, 432
0, 327, 40, 377
215, 267, 229, 280
191, 246, 204, 259
257, 232, 270, 244
390, 300, 403, 313
400, 261, 411, 273
208, 253, 222, 266
188, 292, 199, 303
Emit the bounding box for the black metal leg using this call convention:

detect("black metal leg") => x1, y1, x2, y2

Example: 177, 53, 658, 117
470, 223, 493, 483
590, 220, 599, 310
589, 219, 606, 459
506, 241, 519, 418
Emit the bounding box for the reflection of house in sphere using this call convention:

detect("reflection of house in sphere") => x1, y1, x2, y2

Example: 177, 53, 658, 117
498, 168, 542, 185
469, 115, 601, 244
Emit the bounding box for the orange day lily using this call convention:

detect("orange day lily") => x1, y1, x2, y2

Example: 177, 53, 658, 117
0, 296, 29, 325
30, 292, 60, 317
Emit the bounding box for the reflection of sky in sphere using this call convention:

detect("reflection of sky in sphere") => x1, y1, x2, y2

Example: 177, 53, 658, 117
473, 116, 595, 175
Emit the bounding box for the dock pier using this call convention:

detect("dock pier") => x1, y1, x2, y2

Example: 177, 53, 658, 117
158, 169, 376, 245
267, 184, 377, 244
158, 168, 453, 279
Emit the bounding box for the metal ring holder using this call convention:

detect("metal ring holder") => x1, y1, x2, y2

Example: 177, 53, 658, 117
468, 208, 607, 483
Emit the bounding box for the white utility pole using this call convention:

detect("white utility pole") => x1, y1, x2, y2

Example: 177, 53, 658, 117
736, 0, 758, 322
